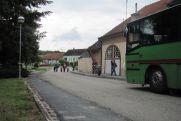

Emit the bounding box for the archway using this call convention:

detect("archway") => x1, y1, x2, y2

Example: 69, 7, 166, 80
105, 45, 121, 75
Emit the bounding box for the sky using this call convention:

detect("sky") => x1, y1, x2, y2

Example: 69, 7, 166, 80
39, 0, 158, 52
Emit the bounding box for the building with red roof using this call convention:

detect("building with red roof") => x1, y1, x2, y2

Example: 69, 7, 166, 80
41, 53, 64, 65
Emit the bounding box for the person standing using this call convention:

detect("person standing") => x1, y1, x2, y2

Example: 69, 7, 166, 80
111, 59, 117, 76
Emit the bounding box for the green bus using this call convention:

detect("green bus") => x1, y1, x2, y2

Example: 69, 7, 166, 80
126, 4, 181, 93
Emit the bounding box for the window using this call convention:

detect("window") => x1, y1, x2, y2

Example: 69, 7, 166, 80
106, 46, 120, 59
127, 22, 140, 50
140, 7, 180, 45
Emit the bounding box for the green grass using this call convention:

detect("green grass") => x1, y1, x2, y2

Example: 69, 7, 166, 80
30, 67, 47, 72
0, 78, 45, 121
27, 66, 49, 73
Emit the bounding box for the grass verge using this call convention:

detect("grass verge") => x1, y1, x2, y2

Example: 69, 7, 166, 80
27, 66, 51, 73
0, 78, 45, 121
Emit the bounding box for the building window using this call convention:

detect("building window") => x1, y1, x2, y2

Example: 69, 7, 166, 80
106, 45, 120, 59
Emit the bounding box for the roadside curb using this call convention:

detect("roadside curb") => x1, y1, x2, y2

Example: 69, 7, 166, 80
71, 71, 126, 81
25, 80, 60, 121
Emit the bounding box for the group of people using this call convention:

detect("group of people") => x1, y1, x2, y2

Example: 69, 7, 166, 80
92, 61, 101, 76
92, 59, 117, 76
53, 64, 69, 72
53, 64, 59, 72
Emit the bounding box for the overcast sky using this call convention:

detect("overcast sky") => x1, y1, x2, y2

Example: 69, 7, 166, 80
39, 0, 158, 52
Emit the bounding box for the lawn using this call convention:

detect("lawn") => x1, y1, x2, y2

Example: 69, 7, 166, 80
27, 66, 51, 73
0, 78, 45, 121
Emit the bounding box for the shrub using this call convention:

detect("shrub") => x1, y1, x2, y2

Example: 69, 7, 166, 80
0, 66, 29, 78
34, 62, 39, 68
59, 59, 65, 66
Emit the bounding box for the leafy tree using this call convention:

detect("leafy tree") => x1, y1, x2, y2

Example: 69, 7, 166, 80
70, 61, 78, 71
0, 0, 52, 68
59, 59, 65, 66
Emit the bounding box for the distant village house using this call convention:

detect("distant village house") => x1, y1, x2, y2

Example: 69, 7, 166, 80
41, 53, 64, 65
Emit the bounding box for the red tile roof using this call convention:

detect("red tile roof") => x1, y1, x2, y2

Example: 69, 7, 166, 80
138, 0, 172, 17
100, 18, 131, 39
100, 0, 173, 39
42, 53, 64, 60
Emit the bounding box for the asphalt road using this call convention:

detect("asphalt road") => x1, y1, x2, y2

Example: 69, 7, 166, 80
30, 71, 181, 121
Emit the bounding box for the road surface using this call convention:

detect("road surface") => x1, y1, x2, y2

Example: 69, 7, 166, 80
29, 71, 181, 121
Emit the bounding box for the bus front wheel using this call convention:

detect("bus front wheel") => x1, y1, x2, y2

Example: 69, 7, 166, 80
149, 68, 167, 93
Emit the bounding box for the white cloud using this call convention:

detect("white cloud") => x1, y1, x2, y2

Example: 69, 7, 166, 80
39, 0, 158, 51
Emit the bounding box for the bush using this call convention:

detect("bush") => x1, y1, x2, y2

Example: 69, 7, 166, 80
0, 66, 29, 78
34, 62, 39, 68
59, 59, 65, 66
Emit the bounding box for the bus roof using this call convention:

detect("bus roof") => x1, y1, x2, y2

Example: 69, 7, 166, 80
128, 3, 181, 25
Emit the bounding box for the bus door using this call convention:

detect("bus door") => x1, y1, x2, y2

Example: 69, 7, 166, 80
126, 28, 142, 83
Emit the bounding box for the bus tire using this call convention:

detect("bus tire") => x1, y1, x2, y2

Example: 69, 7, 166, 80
149, 68, 167, 93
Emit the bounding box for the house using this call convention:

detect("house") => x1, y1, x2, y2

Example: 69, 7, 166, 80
78, 50, 92, 73
64, 49, 86, 63
99, 0, 173, 76
78, 40, 102, 73
99, 19, 130, 76
88, 40, 102, 66
41, 53, 64, 65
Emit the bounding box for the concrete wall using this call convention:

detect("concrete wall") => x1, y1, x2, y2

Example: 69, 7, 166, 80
78, 57, 92, 73
102, 36, 126, 76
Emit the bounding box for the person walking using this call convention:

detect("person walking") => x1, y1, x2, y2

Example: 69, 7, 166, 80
111, 59, 117, 76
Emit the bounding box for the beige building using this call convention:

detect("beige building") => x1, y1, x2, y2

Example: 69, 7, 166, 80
88, 40, 102, 65
78, 58, 92, 73
99, 19, 130, 76
78, 51, 92, 73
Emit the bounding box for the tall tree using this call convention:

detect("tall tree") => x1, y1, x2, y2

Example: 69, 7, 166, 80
0, 0, 52, 67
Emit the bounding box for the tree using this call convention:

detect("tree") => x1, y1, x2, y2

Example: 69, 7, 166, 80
0, 0, 52, 68
59, 59, 67, 72
70, 61, 78, 71
59, 59, 65, 66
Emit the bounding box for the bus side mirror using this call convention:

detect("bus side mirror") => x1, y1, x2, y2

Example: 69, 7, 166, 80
123, 27, 128, 37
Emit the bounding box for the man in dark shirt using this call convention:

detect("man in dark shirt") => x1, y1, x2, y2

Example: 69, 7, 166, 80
111, 59, 117, 76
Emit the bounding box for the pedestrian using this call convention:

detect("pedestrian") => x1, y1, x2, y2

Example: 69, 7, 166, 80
53, 64, 59, 72
92, 61, 97, 74
111, 59, 117, 76
56, 65, 59, 72
53, 66, 56, 72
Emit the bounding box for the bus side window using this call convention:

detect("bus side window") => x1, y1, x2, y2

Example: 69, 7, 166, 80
154, 35, 162, 43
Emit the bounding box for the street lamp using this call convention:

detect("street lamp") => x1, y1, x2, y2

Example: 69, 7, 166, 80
18, 16, 25, 79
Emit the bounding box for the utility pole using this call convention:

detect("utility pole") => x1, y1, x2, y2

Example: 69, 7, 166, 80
126, 0, 128, 19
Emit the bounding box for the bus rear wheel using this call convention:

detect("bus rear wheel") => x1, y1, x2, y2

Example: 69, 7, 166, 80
149, 68, 167, 93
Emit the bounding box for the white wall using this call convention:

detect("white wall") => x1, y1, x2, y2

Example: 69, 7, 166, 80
64, 56, 80, 63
